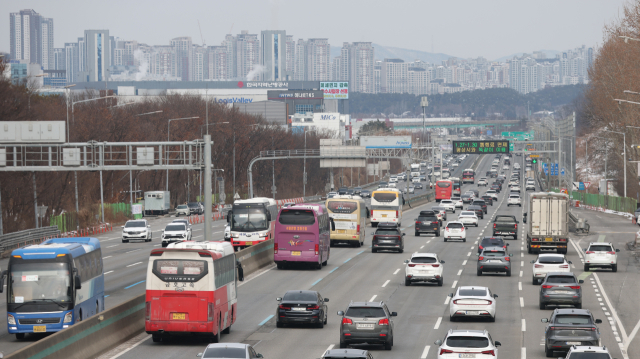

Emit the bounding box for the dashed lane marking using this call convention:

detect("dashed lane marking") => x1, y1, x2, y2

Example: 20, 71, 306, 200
520, 297, 524, 307
104, 270, 114, 275
421, 345, 430, 359
382, 280, 390, 287
126, 262, 143, 267
451, 280, 458, 288
393, 269, 400, 275
259, 315, 274, 326
434, 317, 442, 330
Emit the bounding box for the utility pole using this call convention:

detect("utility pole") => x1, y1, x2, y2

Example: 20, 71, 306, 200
0, 181, 3, 235
33, 173, 38, 228
204, 135, 213, 241
233, 131, 236, 199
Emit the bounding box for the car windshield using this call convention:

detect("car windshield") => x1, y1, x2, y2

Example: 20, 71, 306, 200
447, 223, 463, 229
567, 354, 611, 359
538, 256, 565, 264
376, 229, 399, 235
125, 221, 145, 228
445, 336, 490, 348
278, 209, 315, 226
202, 347, 246, 358
589, 245, 613, 252
411, 257, 437, 263
187, 202, 199, 207
165, 224, 185, 231
459, 288, 487, 297
483, 251, 505, 257
418, 216, 437, 221
546, 276, 577, 284
460, 211, 475, 216
283, 292, 317, 302
555, 315, 593, 325
345, 307, 386, 318
177, 205, 188, 209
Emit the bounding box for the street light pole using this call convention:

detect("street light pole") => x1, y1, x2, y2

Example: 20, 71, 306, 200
166, 116, 200, 192
303, 129, 316, 197
603, 129, 627, 197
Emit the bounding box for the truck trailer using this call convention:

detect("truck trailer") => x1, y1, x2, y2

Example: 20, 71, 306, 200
525, 192, 569, 254
144, 191, 170, 215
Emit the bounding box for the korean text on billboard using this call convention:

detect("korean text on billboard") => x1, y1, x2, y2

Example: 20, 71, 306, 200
452, 141, 510, 154
320, 82, 349, 99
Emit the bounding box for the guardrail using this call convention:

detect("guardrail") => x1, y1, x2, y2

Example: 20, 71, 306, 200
0, 226, 61, 256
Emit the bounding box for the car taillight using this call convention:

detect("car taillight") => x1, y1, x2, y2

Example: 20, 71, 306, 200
396, 210, 398, 217
439, 349, 454, 354
274, 243, 278, 254
505, 257, 510, 261
378, 318, 389, 326
568, 286, 581, 289
145, 302, 150, 321
479, 245, 483, 250
279, 305, 292, 310
534, 264, 544, 268
307, 305, 320, 310
432, 264, 440, 267
416, 221, 420, 225
315, 244, 319, 255
481, 349, 496, 356
560, 265, 569, 268
479, 256, 484, 261
342, 318, 353, 325
559, 238, 567, 242
460, 227, 464, 231
493, 223, 496, 228
357, 225, 360, 233
586, 251, 594, 254
408, 264, 416, 267
432, 221, 438, 224
607, 251, 616, 254
542, 285, 555, 289
208, 303, 214, 321
514, 223, 517, 230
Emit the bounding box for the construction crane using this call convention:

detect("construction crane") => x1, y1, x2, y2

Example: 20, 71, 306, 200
197, 20, 205, 46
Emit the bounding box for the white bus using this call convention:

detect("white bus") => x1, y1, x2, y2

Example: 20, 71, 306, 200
227, 197, 278, 250
370, 188, 404, 227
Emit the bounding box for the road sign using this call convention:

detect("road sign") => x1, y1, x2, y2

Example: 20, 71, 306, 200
584, 182, 591, 189
234, 192, 241, 200
487, 130, 492, 136
532, 159, 537, 164
561, 168, 565, 176
573, 182, 585, 191
452, 140, 510, 154
529, 154, 540, 158
509, 143, 514, 151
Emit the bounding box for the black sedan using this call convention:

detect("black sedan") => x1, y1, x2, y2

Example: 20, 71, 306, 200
490, 184, 501, 193
467, 205, 484, 219
276, 290, 329, 328
360, 190, 371, 198
481, 195, 494, 206
414, 183, 423, 189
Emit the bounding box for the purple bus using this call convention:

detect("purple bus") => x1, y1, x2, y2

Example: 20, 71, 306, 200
274, 203, 332, 270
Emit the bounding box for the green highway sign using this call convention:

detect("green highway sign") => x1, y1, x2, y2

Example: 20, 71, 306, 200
453, 140, 510, 154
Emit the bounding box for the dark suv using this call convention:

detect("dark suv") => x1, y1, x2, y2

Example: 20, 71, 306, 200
187, 202, 203, 215
415, 210, 441, 237
540, 272, 584, 309
372, 223, 404, 253
478, 236, 507, 254
471, 199, 488, 214
338, 301, 397, 350
481, 195, 494, 205
541, 308, 602, 357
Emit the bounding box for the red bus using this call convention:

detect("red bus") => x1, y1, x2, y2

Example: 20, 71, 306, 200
435, 180, 453, 202
145, 241, 243, 343
462, 169, 475, 184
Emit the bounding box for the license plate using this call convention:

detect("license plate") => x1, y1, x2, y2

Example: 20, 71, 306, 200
459, 354, 476, 358
33, 325, 46, 333
566, 341, 581, 345
291, 251, 301, 256
172, 313, 186, 320
466, 311, 481, 315
382, 214, 387, 218
356, 323, 374, 329
337, 230, 346, 234
488, 260, 501, 263
292, 307, 306, 311
245, 241, 253, 245
555, 290, 572, 294
545, 238, 553, 242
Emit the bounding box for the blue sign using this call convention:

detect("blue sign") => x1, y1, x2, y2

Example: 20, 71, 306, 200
543, 163, 548, 175
553, 163, 559, 176
487, 130, 492, 136
561, 168, 565, 176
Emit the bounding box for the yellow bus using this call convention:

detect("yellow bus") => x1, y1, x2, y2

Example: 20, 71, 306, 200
371, 188, 403, 227
326, 195, 367, 247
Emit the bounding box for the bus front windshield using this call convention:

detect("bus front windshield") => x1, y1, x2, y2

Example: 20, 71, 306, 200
8, 262, 72, 304
231, 208, 269, 232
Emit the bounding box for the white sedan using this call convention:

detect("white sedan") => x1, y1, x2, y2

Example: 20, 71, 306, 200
440, 199, 456, 213
530, 254, 571, 284
477, 178, 488, 186
451, 197, 464, 209
485, 190, 499, 201
388, 182, 397, 188
502, 165, 509, 170
449, 286, 497, 322
444, 221, 466, 242
526, 183, 535, 191
507, 195, 521, 206
457, 211, 479, 227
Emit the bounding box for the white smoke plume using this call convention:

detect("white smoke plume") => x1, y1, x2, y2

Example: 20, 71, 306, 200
133, 49, 148, 81
246, 64, 265, 81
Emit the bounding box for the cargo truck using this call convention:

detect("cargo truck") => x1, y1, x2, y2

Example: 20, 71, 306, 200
144, 191, 170, 215
523, 192, 569, 254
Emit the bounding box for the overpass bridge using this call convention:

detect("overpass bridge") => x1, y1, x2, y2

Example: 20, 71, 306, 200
391, 119, 521, 130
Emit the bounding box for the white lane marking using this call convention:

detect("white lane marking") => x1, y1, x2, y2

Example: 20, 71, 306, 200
444, 296, 451, 305
108, 334, 151, 359
434, 317, 442, 330
462, 260, 467, 266
520, 297, 524, 307
104, 270, 114, 275
457, 269, 462, 276
427, 240, 431, 243
519, 270, 523, 277
382, 280, 390, 287
421, 345, 430, 358
521, 347, 526, 359
107, 245, 119, 248
126, 262, 143, 267
153, 244, 161, 247
519, 282, 522, 291
420, 245, 424, 249
323, 344, 335, 355
520, 261, 524, 266
238, 264, 275, 287
522, 319, 526, 331
393, 268, 400, 275
466, 252, 471, 257
474, 240, 478, 244
369, 295, 377, 302
125, 249, 141, 254
451, 280, 458, 288
103, 256, 112, 259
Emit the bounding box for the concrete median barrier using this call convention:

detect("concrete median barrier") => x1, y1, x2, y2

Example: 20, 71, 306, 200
236, 239, 275, 275
6, 293, 145, 359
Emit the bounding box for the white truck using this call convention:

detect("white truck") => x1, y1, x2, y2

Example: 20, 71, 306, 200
144, 191, 170, 215
524, 192, 569, 254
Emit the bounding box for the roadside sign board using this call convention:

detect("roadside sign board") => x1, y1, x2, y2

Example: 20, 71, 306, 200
529, 154, 540, 158
453, 140, 510, 154
584, 182, 591, 189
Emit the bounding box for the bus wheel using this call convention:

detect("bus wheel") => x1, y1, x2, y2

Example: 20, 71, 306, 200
15, 333, 25, 340
211, 321, 221, 343
152, 334, 162, 343
316, 262, 322, 270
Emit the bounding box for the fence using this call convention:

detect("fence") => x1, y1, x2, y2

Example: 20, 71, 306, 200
49, 212, 78, 234
549, 189, 637, 214
0, 226, 60, 255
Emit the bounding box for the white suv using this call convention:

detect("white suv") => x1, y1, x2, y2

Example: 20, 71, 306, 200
584, 242, 620, 272
161, 222, 191, 247
404, 253, 445, 286
526, 182, 535, 191
507, 195, 521, 207
564, 345, 614, 359
485, 190, 499, 201
444, 221, 466, 242
440, 199, 456, 213
531, 254, 572, 284
478, 178, 488, 187
122, 219, 151, 243
434, 329, 501, 358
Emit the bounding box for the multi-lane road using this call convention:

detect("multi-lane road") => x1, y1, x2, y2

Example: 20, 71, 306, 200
3, 153, 639, 359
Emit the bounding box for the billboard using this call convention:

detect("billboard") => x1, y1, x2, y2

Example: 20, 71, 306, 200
452, 140, 510, 154
360, 136, 412, 149
320, 81, 349, 99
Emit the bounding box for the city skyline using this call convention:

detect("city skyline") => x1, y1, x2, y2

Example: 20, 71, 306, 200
0, 0, 627, 61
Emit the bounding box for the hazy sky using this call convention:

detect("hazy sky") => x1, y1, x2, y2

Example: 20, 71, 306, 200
0, 0, 630, 60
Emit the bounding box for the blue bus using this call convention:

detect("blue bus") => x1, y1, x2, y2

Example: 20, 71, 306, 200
0, 237, 105, 339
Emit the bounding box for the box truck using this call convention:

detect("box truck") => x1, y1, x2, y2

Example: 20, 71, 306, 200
524, 192, 569, 254
144, 191, 170, 215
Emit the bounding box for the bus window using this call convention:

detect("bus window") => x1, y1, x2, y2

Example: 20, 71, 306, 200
278, 209, 316, 225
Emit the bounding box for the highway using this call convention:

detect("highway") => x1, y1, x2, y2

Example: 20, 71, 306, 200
3, 152, 636, 359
